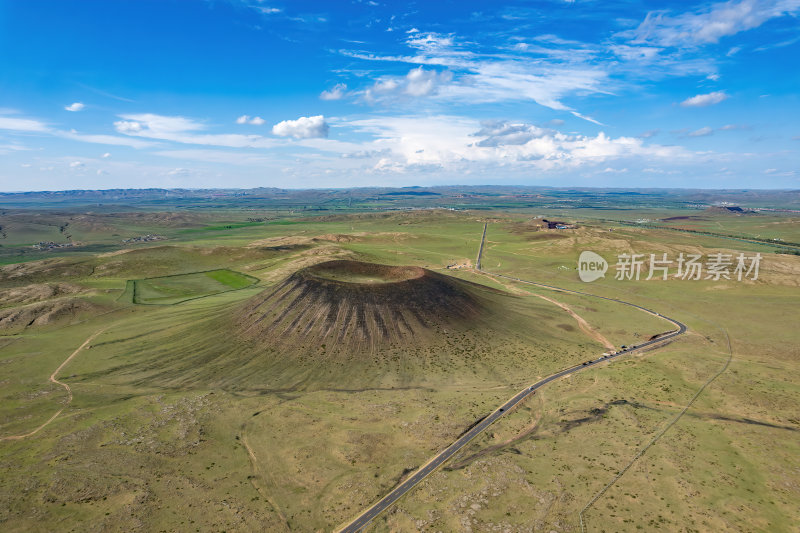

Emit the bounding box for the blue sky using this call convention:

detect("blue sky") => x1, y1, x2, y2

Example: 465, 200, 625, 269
1, 0, 798, 191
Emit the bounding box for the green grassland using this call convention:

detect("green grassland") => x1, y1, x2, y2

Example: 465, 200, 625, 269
132, 269, 258, 305
0, 202, 798, 532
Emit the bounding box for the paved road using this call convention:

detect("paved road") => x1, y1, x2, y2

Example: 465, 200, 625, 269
336, 229, 687, 533
475, 222, 487, 270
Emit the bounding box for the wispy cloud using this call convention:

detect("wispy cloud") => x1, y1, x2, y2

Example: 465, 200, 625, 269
236, 115, 266, 125
65, 102, 85, 112
0, 112, 156, 148
622, 0, 800, 47
0, 116, 50, 132
681, 91, 729, 107
688, 126, 714, 137
154, 149, 274, 165
57, 130, 156, 148
115, 113, 278, 148
320, 83, 348, 100
340, 31, 608, 122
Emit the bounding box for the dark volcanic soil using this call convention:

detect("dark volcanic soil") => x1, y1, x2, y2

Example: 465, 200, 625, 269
236, 260, 496, 354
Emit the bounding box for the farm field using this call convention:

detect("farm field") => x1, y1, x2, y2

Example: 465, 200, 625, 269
131, 269, 258, 305
0, 189, 798, 533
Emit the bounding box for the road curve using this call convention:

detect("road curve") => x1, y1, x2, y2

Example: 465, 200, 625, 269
336, 228, 687, 533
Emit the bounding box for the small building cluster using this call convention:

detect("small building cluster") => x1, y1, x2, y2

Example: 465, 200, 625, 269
122, 234, 166, 244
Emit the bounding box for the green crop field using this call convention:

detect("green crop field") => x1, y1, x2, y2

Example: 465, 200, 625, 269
131, 269, 258, 304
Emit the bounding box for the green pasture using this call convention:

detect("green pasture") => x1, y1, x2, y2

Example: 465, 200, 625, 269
131, 269, 258, 304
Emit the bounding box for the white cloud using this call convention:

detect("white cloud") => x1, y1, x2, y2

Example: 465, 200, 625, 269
115, 113, 278, 148
272, 115, 329, 139
115, 113, 202, 135
625, 0, 800, 47
154, 149, 274, 166
167, 167, 191, 176
102, 152, 111, 158
69, 161, 85, 168
57, 130, 156, 148
688, 126, 714, 137
0, 112, 154, 148
471, 120, 552, 147
680, 91, 728, 107
346, 116, 686, 173
65, 102, 85, 112
342, 32, 608, 121
0, 143, 30, 152
236, 115, 266, 125
320, 83, 348, 100
405, 66, 452, 97
365, 67, 453, 101
601, 167, 629, 173
0, 116, 49, 132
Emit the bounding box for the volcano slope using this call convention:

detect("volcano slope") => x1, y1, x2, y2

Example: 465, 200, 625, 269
237, 260, 490, 355
107, 260, 595, 391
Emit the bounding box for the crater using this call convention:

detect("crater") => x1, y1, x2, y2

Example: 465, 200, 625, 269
304, 261, 424, 285
235, 260, 501, 355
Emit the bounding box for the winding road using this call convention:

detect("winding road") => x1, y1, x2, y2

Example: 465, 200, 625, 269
336, 226, 687, 533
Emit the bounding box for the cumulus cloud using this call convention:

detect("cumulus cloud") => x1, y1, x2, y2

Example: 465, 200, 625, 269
365, 67, 453, 101
69, 161, 85, 168
624, 0, 800, 47
347, 115, 686, 173
272, 115, 329, 139
102, 152, 111, 158
680, 91, 728, 107
405, 66, 453, 97
65, 102, 85, 112
471, 120, 552, 147
320, 83, 348, 100
236, 115, 266, 125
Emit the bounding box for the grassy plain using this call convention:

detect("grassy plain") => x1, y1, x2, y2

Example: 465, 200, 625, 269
0, 196, 798, 532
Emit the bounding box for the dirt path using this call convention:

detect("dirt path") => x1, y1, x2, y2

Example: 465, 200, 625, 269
448, 399, 544, 470
533, 293, 616, 351
475, 270, 616, 351
1, 327, 108, 441
241, 427, 292, 531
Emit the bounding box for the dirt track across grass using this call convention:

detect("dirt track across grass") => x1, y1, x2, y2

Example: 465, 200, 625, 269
0, 327, 107, 441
